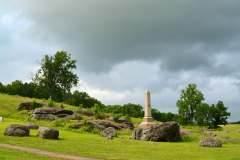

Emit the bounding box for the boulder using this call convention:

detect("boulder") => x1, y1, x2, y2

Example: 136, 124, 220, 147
26, 122, 39, 130
94, 120, 121, 130
180, 129, 192, 138
30, 114, 59, 121
100, 127, 117, 137
217, 136, 231, 142
4, 124, 29, 137
118, 118, 135, 130
222, 130, 229, 133
198, 137, 222, 147
132, 128, 143, 140
106, 135, 113, 140
87, 121, 106, 131
64, 114, 80, 120
37, 126, 59, 139
32, 108, 73, 115
18, 102, 46, 110
73, 110, 94, 116
132, 121, 180, 142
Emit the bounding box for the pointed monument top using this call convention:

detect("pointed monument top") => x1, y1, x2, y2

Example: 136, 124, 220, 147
146, 89, 150, 93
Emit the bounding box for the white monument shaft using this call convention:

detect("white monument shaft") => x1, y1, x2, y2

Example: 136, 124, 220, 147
139, 89, 156, 129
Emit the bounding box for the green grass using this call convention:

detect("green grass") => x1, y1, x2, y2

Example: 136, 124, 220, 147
1, 94, 240, 160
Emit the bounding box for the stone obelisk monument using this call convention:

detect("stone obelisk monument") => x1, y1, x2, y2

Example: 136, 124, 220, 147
139, 89, 156, 129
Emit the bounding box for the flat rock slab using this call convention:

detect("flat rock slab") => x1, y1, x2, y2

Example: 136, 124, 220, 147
32, 108, 73, 115
0, 143, 100, 160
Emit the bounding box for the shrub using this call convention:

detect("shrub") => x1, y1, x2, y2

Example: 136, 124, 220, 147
31, 100, 38, 110
113, 114, 122, 122
95, 113, 105, 120
125, 114, 131, 121
60, 104, 65, 108
64, 120, 78, 130
47, 98, 54, 107
79, 104, 83, 110
51, 118, 65, 127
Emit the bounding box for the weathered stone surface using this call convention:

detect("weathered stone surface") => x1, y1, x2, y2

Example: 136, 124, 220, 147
18, 102, 46, 110
30, 114, 59, 121
180, 129, 193, 138
222, 130, 229, 133
106, 135, 113, 140
73, 110, 94, 116
100, 127, 117, 137
94, 120, 121, 130
132, 121, 180, 142
32, 108, 73, 115
132, 128, 143, 140
87, 121, 106, 131
26, 122, 39, 130
37, 126, 59, 139
4, 124, 29, 137
118, 118, 135, 130
64, 114, 80, 120
198, 137, 222, 147
101, 114, 110, 118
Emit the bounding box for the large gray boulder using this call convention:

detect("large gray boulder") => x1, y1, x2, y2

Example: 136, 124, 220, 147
37, 126, 59, 139
73, 110, 94, 116
118, 118, 135, 130
4, 124, 29, 137
198, 137, 222, 147
30, 108, 73, 121
87, 121, 106, 131
100, 127, 117, 138
26, 122, 39, 130
132, 121, 180, 142
94, 120, 121, 130
18, 102, 46, 110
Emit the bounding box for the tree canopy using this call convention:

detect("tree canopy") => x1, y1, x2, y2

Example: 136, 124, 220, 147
35, 51, 79, 101
176, 83, 205, 126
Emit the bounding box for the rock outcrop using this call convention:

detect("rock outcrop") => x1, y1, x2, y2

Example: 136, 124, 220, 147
18, 102, 46, 110
198, 137, 222, 147
4, 124, 29, 137
118, 118, 135, 130
73, 110, 94, 116
30, 108, 73, 121
94, 120, 121, 130
132, 121, 180, 142
26, 122, 39, 130
87, 121, 106, 131
37, 126, 59, 139
100, 127, 117, 138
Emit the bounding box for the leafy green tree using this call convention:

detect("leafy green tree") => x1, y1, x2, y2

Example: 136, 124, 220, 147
0, 82, 5, 93
35, 51, 79, 101
193, 103, 212, 127
23, 82, 36, 98
151, 108, 161, 121
176, 83, 205, 126
209, 101, 231, 129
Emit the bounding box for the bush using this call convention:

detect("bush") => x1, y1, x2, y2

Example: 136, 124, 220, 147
79, 104, 83, 110
47, 98, 54, 107
125, 114, 131, 121
60, 104, 65, 108
95, 113, 105, 120
113, 114, 122, 122
31, 100, 38, 110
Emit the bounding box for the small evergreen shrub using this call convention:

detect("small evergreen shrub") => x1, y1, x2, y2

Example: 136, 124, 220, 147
60, 104, 65, 108
47, 98, 54, 107
31, 100, 38, 110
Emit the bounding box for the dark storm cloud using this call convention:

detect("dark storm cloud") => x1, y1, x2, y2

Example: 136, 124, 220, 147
2, 0, 240, 75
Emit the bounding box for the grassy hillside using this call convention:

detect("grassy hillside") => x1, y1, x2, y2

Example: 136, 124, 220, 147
0, 93, 240, 160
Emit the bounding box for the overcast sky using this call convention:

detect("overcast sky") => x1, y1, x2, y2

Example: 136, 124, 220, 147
1, 1, 240, 122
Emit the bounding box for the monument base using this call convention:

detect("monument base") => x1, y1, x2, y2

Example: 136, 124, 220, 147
142, 117, 153, 122
139, 121, 156, 129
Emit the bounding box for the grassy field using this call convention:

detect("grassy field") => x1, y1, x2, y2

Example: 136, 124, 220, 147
0, 94, 240, 160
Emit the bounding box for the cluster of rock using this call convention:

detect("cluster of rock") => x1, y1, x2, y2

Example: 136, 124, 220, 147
132, 121, 180, 142
30, 108, 77, 121
18, 102, 46, 110
4, 123, 59, 139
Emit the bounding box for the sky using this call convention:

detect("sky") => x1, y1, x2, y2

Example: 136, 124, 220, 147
0, 0, 240, 122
